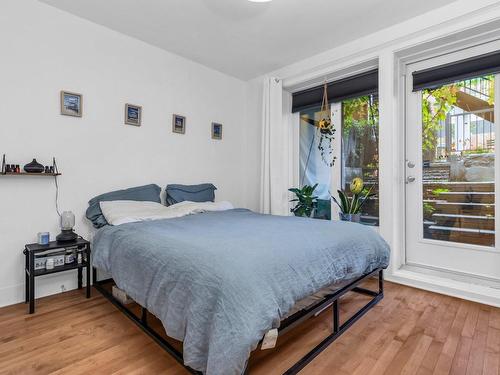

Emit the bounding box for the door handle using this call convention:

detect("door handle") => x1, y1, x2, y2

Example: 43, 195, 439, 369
406, 176, 416, 183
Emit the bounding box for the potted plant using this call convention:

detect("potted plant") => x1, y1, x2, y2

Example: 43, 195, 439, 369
289, 184, 318, 218
331, 178, 375, 222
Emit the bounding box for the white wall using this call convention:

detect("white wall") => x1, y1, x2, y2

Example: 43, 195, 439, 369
0, 0, 259, 307
252, 0, 500, 305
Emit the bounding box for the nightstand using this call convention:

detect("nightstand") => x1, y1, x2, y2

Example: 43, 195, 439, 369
24, 237, 91, 314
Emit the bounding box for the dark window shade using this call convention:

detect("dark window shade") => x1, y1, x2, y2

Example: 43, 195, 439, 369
292, 69, 378, 113
413, 50, 500, 91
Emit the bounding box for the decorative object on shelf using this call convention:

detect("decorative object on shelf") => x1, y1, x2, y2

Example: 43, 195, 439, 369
65, 248, 76, 264
331, 178, 375, 222
60, 91, 82, 117
45, 258, 55, 270
23, 159, 44, 173
125, 103, 142, 126
56, 211, 78, 242
211, 122, 223, 140
288, 183, 318, 218
172, 114, 186, 134
1, 155, 60, 176
37, 232, 50, 245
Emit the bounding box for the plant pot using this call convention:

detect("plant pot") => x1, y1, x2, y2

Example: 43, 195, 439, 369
23, 159, 44, 173
339, 213, 361, 222
293, 208, 316, 218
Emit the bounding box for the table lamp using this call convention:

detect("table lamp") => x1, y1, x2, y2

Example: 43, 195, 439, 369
56, 211, 78, 242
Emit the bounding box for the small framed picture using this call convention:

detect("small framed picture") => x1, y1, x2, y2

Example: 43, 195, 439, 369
212, 122, 223, 140
172, 114, 186, 134
125, 103, 142, 126
60, 91, 82, 117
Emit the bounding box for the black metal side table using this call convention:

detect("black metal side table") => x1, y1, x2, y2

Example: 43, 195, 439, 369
24, 237, 91, 314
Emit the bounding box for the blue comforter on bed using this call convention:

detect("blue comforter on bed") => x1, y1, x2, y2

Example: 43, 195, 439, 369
92, 209, 390, 375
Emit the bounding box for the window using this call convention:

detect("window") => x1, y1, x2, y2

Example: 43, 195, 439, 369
298, 94, 380, 225
342, 95, 379, 226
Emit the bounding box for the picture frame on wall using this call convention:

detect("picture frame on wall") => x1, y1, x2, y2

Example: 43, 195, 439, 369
211, 122, 223, 140
125, 103, 142, 126
60, 91, 82, 117
172, 114, 186, 134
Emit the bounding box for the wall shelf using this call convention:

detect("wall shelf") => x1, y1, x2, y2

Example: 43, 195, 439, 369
1, 154, 61, 177
0, 172, 61, 177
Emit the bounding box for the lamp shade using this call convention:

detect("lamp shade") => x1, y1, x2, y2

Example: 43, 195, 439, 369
60, 211, 75, 230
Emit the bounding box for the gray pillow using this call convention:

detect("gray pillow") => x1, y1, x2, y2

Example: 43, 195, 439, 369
86, 184, 161, 228
165, 183, 217, 206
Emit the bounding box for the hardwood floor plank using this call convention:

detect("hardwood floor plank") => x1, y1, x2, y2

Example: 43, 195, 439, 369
432, 301, 470, 375
464, 308, 489, 375
368, 339, 403, 375
400, 334, 433, 375
449, 336, 472, 375
416, 340, 444, 375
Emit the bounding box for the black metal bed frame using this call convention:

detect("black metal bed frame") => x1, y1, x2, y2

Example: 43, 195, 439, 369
93, 267, 384, 375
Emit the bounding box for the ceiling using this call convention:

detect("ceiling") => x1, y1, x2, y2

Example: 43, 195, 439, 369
41, 0, 457, 80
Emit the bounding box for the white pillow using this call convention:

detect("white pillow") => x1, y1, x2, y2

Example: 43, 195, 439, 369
100, 200, 234, 225
99, 201, 168, 226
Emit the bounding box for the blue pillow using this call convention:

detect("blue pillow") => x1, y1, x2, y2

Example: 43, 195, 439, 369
165, 183, 217, 206
86, 184, 161, 228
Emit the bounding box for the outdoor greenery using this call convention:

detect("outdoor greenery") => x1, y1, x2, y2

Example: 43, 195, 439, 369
423, 202, 435, 217
422, 85, 460, 153
431, 188, 450, 196
422, 75, 494, 154
342, 94, 379, 175
289, 184, 318, 217
342, 95, 379, 134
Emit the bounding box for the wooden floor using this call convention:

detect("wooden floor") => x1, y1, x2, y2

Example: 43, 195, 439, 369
1, 281, 500, 374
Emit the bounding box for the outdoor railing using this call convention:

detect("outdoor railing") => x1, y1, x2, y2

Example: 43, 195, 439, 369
436, 108, 495, 155
461, 76, 493, 102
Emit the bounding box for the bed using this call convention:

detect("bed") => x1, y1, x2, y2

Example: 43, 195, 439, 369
89, 186, 390, 375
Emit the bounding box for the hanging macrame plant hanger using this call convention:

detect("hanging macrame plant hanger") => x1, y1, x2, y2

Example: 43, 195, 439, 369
301, 82, 337, 186
318, 82, 332, 131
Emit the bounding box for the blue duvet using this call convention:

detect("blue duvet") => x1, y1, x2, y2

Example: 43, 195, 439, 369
92, 209, 390, 375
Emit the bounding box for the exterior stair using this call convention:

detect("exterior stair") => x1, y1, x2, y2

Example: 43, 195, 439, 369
423, 180, 495, 247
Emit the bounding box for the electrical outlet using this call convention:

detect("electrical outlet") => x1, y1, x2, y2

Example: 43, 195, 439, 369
60, 284, 66, 292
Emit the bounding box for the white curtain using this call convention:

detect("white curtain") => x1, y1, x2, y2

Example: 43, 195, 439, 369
260, 77, 297, 215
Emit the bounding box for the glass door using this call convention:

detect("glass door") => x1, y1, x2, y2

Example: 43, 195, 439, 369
406, 55, 500, 278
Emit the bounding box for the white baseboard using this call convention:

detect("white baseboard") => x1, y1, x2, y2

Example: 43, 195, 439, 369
386, 268, 500, 307
0, 273, 86, 308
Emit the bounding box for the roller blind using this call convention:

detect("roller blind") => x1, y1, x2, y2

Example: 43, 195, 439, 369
292, 69, 378, 113
412, 50, 500, 91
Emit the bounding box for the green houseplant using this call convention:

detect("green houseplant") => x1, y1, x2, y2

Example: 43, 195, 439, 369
289, 184, 318, 218
331, 178, 375, 222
